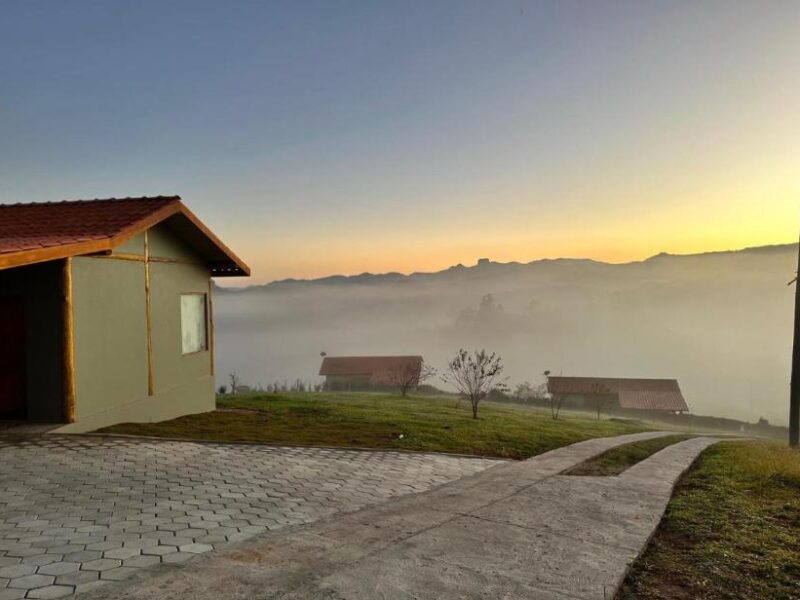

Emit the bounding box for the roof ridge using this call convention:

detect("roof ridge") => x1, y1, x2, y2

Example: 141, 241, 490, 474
0, 195, 181, 208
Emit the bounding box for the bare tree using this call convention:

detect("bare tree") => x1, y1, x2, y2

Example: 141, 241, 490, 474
550, 394, 566, 420
543, 371, 565, 420
386, 361, 436, 396
441, 349, 504, 419
590, 382, 612, 420
228, 371, 240, 395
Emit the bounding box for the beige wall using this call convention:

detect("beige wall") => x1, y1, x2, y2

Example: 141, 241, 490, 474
58, 224, 215, 432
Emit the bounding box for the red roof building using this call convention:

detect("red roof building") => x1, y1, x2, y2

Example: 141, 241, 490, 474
546, 376, 689, 412
319, 356, 423, 389
0, 196, 249, 432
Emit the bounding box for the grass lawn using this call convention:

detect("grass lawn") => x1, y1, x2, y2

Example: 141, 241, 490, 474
565, 434, 693, 476
619, 441, 800, 600
97, 391, 648, 459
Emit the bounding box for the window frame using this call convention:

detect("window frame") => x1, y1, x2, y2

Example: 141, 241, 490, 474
180, 292, 209, 356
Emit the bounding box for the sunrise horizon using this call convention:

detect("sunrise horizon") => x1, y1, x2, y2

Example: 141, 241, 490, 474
218, 234, 799, 287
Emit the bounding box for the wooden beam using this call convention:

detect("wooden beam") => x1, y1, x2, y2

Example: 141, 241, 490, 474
144, 231, 154, 396
87, 253, 202, 266
90, 253, 144, 262
61, 258, 76, 423
208, 279, 215, 377
0, 239, 113, 271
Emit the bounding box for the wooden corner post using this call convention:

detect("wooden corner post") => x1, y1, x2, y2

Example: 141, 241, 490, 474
208, 279, 215, 377
62, 257, 76, 423
145, 230, 154, 396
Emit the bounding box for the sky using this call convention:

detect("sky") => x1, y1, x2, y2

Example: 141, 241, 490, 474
0, 1, 798, 284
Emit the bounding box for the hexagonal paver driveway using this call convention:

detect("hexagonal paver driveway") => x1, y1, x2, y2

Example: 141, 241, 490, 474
0, 436, 503, 598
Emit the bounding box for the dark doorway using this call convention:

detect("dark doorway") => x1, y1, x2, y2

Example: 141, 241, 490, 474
0, 297, 27, 418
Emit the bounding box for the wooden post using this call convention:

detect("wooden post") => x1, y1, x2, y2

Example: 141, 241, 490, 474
790, 233, 800, 447
62, 258, 76, 423
208, 279, 215, 377
144, 231, 154, 396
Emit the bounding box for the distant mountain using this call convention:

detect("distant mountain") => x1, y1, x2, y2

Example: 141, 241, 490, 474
217, 243, 797, 292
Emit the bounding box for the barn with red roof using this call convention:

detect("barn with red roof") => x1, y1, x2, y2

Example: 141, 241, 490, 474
546, 376, 690, 414
319, 356, 424, 391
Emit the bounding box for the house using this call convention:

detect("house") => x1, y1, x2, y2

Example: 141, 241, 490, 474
319, 356, 423, 391
0, 196, 249, 432
546, 376, 689, 414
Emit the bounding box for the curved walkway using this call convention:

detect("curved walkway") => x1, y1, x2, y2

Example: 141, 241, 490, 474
78, 432, 716, 600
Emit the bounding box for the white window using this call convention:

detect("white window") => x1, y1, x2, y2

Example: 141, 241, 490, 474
181, 294, 207, 354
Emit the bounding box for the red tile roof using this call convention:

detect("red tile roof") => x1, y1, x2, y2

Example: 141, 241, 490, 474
0, 196, 178, 254
319, 356, 423, 384
0, 196, 249, 276
547, 376, 689, 412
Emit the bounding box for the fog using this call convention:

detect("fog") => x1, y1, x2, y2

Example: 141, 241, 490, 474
214, 244, 796, 426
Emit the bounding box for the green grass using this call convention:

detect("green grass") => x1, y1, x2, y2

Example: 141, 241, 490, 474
619, 441, 800, 600
565, 434, 693, 476
97, 391, 648, 459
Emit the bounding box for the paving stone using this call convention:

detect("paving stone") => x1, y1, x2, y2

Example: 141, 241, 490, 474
7, 573, 54, 589
20, 555, 59, 567
178, 543, 213, 554
120, 538, 159, 550
44, 545, 83, 556
4, 548, 43, 558
80, 559, 120, 572
0, 588, 25, 600
0, 565, 34, 580
141, 545, 177, 557
102, 547, 140, 560
84, 542, 121, 553
37, 562, 81, 576
25, 585, 75, 599
54, 570, 98, 586
0, 436, 501, 599
62, 551, 102, 563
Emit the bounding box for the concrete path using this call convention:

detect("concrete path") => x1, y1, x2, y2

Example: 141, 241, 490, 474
77, 432, 716, 600
0, 436, 502, 599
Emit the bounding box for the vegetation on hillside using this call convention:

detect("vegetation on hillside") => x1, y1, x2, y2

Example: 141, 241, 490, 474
97, 391, 647, 459
619, 441, 800, 600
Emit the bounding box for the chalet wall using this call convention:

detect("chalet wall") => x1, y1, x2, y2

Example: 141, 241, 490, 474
68, 256, 148, 427
57, 224, 214, 432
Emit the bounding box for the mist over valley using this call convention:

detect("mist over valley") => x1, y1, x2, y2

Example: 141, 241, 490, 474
215, 244, 796, 426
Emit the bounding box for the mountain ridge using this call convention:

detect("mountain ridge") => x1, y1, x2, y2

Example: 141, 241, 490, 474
218, 242, 797, 292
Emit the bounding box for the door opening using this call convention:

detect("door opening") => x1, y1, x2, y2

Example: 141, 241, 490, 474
0, 297, 26, 419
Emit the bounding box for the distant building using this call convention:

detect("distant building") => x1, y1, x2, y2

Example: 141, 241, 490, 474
319, 356, 423, 391
546, 376, 689, 414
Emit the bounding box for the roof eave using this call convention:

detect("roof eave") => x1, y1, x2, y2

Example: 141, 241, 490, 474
0, 198, 251, 277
